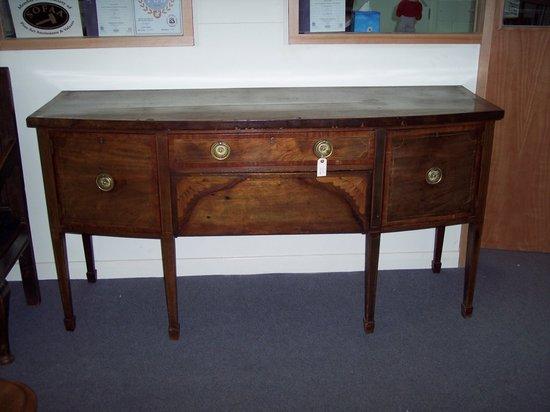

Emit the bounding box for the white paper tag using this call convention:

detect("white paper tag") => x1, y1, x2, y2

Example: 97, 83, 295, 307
317, 157, 327, 177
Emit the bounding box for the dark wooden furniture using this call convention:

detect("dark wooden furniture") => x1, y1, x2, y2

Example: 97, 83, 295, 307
27, 87, 504, 338
0, 379, 37, 412
0, 68, 41, 364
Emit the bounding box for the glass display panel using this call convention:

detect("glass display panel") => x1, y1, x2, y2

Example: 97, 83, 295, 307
0, 0, 186, 39
299, 0, 480, 34
502, 0, 550, 26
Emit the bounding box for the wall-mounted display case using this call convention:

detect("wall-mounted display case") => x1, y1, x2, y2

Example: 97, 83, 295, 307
0, 0, 194, 50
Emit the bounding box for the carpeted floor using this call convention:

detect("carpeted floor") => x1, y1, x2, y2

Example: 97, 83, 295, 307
1, 249, 549, 411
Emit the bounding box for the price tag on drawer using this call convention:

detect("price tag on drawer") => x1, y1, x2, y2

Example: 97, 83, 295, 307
317, 157, 327, 177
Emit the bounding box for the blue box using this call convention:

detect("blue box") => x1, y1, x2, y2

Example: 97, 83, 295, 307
352, 11, 381, 33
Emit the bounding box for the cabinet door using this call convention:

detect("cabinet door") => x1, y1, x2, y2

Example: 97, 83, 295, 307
382, 124, 482, 230
51, 131, 161, 236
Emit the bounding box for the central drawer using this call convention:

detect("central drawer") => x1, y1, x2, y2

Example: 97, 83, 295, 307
174, 172, 371, 236
169, 130, 375, 173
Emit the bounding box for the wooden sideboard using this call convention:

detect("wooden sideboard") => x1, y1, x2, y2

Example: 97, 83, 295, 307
27, 87, 504, 339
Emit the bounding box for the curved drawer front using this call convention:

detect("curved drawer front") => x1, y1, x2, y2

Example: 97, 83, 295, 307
51, 131, 161, 236
175, 172, 371, 236
169, 129, 375, 173
382, 124, 483, 229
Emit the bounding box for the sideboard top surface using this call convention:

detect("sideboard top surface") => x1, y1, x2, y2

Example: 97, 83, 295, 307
27, 86, 504, 131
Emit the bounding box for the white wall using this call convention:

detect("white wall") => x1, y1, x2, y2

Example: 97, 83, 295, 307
0, 0, 480, 280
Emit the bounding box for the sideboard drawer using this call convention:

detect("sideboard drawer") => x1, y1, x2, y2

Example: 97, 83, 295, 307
175, 172, 371, 236
169, 130, 375, 173
51, 131, 161, 235
382, 125, 483, 229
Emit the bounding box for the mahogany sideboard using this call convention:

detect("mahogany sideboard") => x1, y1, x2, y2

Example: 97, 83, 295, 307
27, 86, 504, 339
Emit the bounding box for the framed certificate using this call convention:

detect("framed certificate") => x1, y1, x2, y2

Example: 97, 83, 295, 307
96, 0, 135, 37
503, 0, 520, 18
310, 0, 345, 33
8, 0, 83, 38
134, 0, 183, 36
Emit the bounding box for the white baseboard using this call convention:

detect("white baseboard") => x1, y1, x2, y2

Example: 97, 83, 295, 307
9, 251, 459, 280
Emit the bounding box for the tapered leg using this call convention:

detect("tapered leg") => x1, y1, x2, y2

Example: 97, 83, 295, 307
18, 240, 41, 306
0, 280, 14, 364
431, 226, 445, 273
364, 232, 381, 334
462, 222, 483, 318
161, 236, 179, 340
82, 234, 97, 283
51, 231, 75, 331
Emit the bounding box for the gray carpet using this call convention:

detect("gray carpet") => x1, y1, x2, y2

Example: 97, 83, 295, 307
1, 249, 549, 411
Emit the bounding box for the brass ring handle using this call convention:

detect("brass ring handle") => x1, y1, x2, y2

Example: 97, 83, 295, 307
313, 140, 333, 158
211, 142, 231, 160
426, 167, 443, 185
96, 173, 115, 192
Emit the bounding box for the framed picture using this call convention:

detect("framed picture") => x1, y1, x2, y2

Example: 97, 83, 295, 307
8, 0, 83, 38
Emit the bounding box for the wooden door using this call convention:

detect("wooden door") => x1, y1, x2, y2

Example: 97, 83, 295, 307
478, 0, 550, 252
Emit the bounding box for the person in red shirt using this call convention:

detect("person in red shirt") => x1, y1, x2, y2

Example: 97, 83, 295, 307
395, 0, 423, 32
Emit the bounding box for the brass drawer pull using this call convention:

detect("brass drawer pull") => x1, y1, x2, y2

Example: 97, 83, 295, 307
96, 173, 115, 192
426, 167, 443, 185
313, 140, 333, 158
211, 142, 231, 160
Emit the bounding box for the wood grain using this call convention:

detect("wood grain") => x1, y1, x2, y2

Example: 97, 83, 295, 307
51, 131, 161, 235
382, 124, 482, 229
481, 2, 550, 252
82, 234, 96, 283
157, 133, 180, 340
170, 130, 374, 173
0, 68, 41, 306
363, 232, 380, 333
26, 87, 504, 131
0, 379, 37, 411
37, 130, 75, 332
459, 0, 499, 267
289, 32, 483, 45
462, 222, 483, 317
432, 226, 446, 273
29, 86, 504, 337
175, 173, 370, 236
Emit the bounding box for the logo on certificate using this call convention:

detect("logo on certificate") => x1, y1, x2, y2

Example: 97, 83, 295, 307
9, 0, 83, 38
167, 14, 177, 27
138, 0, 175, 19
23, 2, 69, 30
